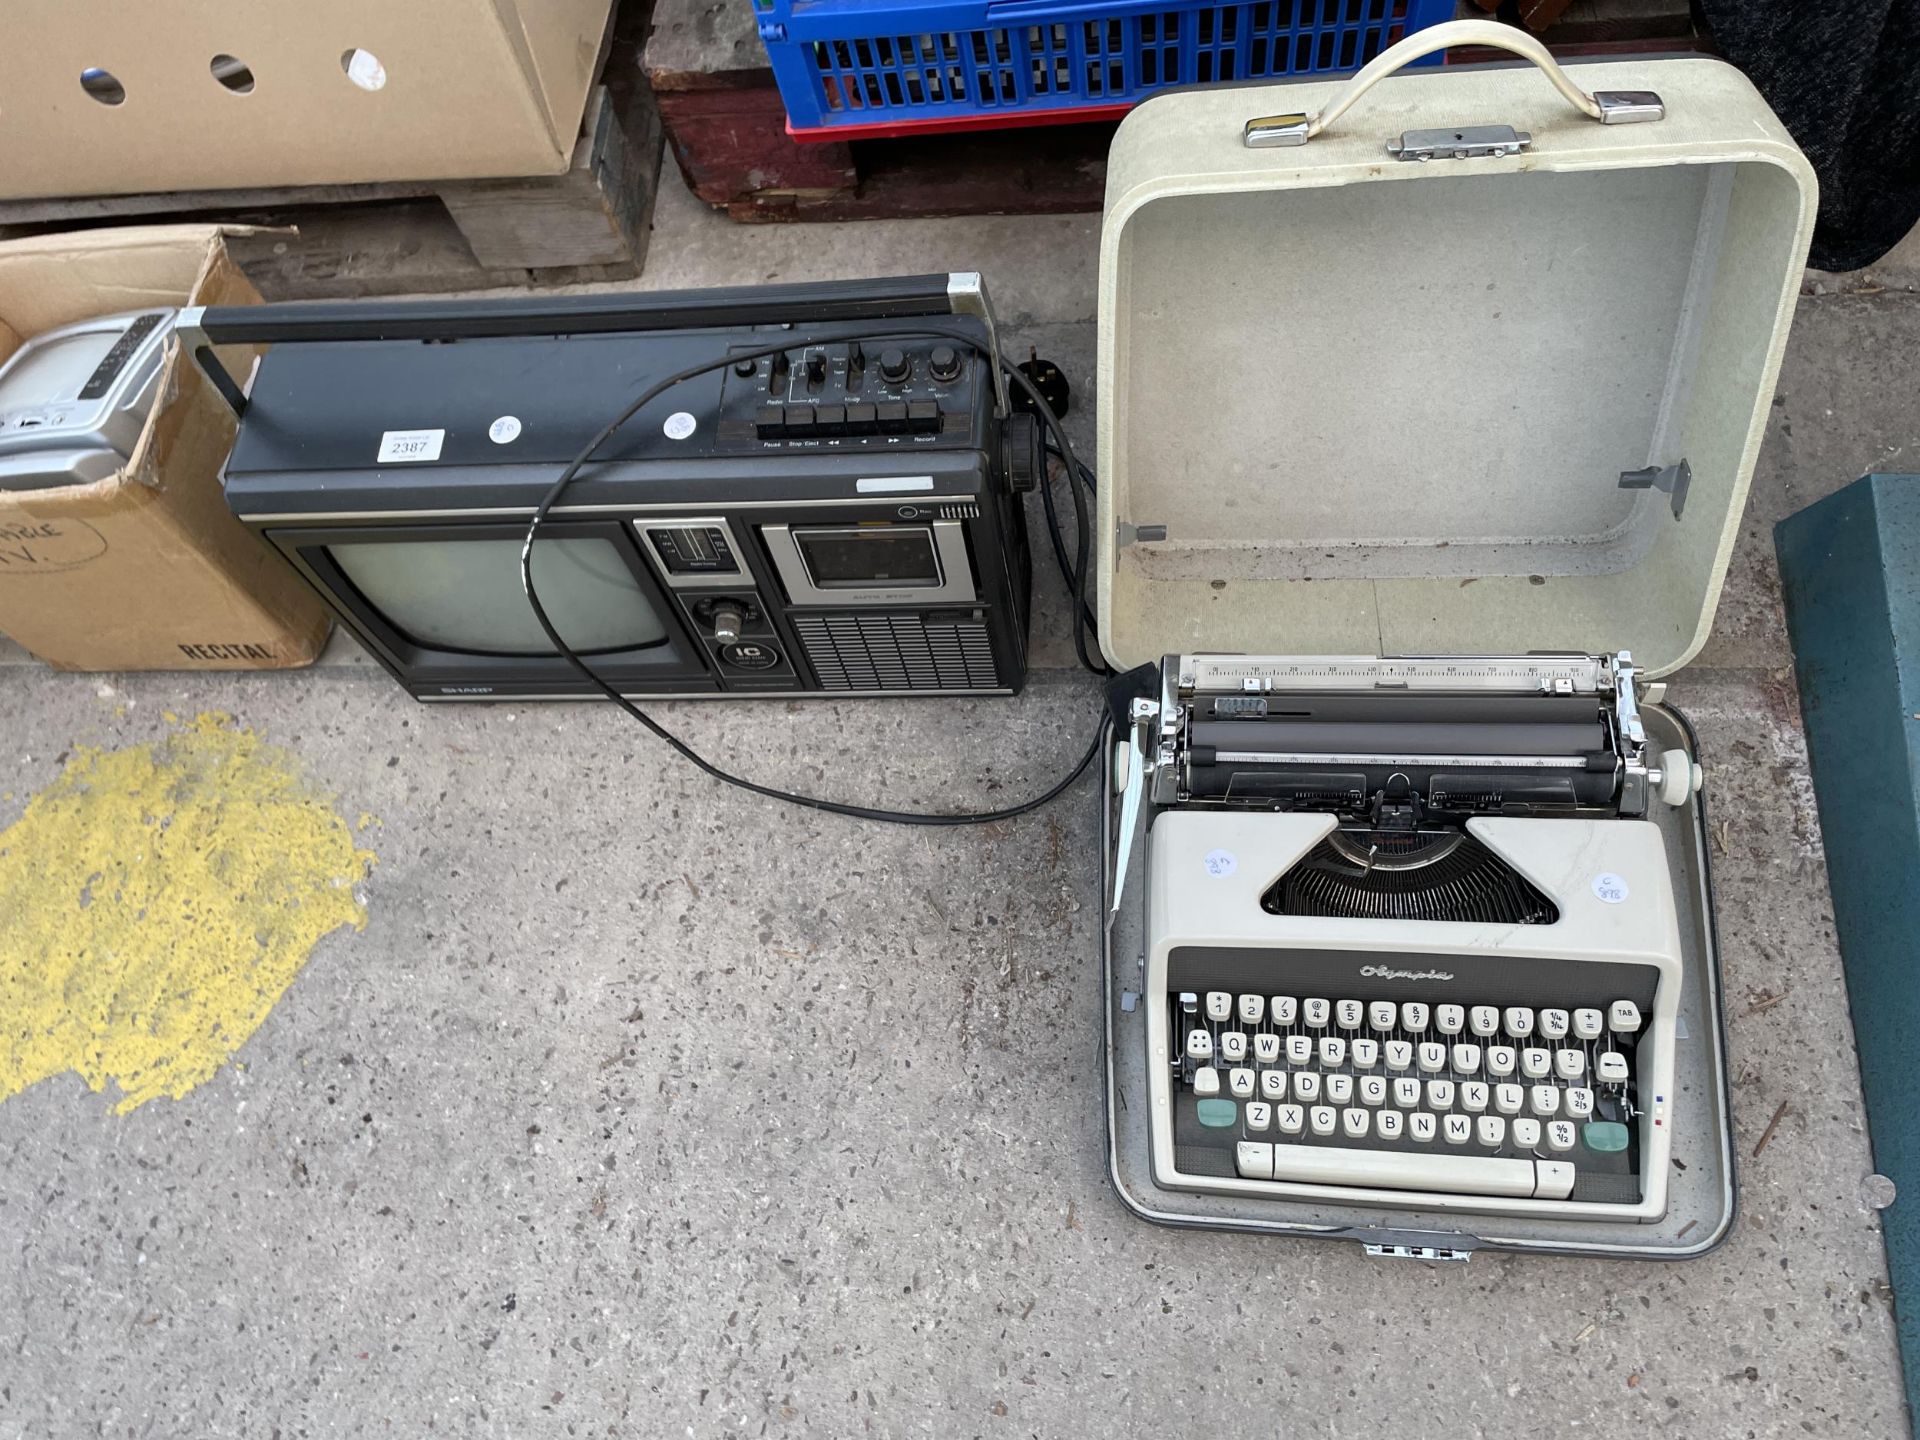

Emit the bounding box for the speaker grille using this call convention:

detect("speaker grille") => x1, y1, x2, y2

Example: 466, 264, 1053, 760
794, 614, 1001, 691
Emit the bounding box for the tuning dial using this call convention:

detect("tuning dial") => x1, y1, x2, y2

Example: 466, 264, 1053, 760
928, 344, 962, 382
999, 410, 1041, 493
804, 352, 827, 388
712, 606, 745, 645
877, 347, 911, 385
732, 355, 757, 378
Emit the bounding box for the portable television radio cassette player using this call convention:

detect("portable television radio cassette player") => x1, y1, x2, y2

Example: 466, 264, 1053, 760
185, 276, 1038, 702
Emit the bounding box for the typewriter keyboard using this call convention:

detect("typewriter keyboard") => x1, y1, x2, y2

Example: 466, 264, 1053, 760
1166, 988, 1659, 1207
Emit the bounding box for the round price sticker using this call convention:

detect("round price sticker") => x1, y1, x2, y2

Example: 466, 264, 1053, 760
1203, 849, 1238, 878
1592, 873, 1630, 904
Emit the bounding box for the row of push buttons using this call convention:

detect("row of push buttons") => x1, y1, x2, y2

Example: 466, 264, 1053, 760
1198, 1096, 1630, 1153
1194, 992, 1641, 1039
78, 312, 164, 401
756, 400, 941, 440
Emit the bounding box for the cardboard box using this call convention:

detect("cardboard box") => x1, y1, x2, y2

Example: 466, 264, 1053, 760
0, 1, 614, 199
0, 226, 331, 672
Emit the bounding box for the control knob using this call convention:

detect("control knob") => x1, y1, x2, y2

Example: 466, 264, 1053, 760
877, 347, 911, 385
928, 344, 962, 382
712, 606, 745, 645
1655, 748, 1704, 808
998, 411, 1042, 494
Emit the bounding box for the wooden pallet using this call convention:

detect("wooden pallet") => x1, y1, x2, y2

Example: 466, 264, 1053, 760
642, 0, 1112, 222
642, 0, 1697, 224
0, 83, 665, 300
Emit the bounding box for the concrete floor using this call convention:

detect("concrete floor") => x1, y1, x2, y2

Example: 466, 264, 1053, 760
2, 172, 1916, 1438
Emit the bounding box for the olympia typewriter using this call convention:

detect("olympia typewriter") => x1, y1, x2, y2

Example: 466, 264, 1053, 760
1093, 25, 1815, 1254
1111, 652, 1703, 1224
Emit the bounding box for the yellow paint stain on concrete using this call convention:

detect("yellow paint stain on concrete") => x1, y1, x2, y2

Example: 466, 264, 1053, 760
0, 713, 375, 1113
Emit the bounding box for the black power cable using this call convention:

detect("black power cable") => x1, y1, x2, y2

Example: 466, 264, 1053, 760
1042, 437, 1102, 664
517, 328, 1103, 827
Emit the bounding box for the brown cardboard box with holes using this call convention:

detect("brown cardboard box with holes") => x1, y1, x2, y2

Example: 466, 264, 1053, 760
0, 1, 614, 199
0, 226, 330, 671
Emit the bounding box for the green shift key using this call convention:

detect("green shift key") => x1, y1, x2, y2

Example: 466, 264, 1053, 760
1584, 1121, 1630, 1153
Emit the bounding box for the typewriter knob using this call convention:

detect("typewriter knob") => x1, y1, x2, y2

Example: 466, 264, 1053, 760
1655, 748, 1703, 807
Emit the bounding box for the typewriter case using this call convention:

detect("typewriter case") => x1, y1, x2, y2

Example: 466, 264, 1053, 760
1096, 24, 1815, 1257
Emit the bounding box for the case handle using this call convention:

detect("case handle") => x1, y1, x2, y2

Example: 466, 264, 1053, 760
1244, 18, 1663, 148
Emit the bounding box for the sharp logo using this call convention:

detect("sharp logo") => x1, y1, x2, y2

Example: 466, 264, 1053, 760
439, 686, 496, 694
1360, 964, 1457, 982
178, 642, 277, 661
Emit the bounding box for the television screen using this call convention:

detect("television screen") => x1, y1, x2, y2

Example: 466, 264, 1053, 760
329, 537, 668, 656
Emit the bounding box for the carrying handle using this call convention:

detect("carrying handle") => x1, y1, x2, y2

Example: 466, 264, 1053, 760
1244, 18, 1663, 148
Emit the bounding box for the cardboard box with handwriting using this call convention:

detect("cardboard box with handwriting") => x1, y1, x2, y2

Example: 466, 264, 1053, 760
0, 226, 329, 671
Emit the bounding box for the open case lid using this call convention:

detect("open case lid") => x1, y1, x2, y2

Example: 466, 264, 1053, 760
1095, 21, 1816, 678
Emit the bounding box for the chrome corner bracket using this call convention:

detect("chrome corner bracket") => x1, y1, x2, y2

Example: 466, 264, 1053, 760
172, 307, 247, 421
946, 272, 1013, 419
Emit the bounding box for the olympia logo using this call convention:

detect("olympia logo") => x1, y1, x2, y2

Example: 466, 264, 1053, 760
1359, 964, 1457, 982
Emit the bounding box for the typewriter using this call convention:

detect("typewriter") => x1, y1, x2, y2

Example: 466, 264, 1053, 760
1112, 651, 1703, 1222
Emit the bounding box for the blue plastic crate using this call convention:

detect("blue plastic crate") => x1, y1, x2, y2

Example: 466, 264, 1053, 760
756, 0, 1455, 140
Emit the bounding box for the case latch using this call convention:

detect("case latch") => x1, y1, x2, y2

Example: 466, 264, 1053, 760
1387, 125, 1531, 162
1619, 458, 1692, 520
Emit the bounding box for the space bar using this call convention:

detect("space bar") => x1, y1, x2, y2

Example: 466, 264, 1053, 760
1237, 1142, 1572, 1199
